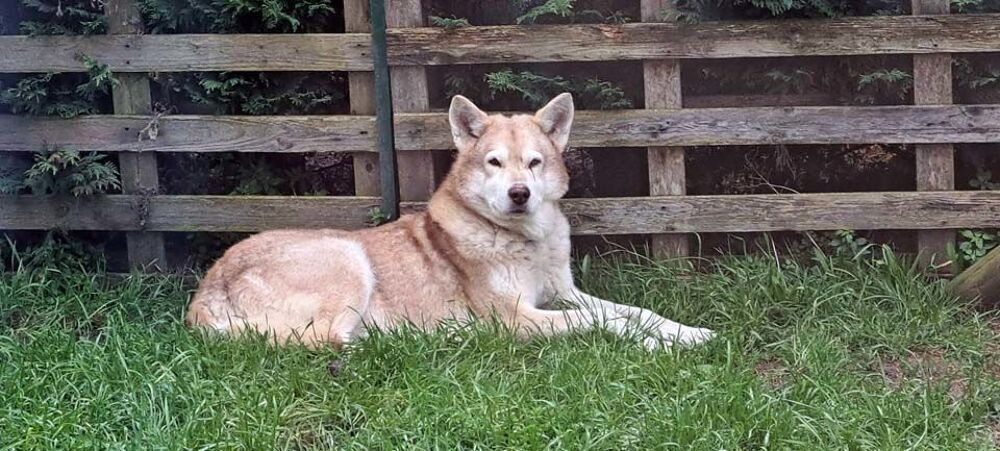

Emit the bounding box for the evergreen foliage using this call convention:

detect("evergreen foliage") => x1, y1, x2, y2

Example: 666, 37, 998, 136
485, 69, 633, 109
1, 149, 121, 197
18, 0, 106, 35
1, 57, 117, 117
137, 0, 337, 33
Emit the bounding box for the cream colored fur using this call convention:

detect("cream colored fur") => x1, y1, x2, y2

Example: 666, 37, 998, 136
186, 93, 715, 349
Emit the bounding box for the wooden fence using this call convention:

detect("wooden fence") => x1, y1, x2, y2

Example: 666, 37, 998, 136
2, 0, 1000, 270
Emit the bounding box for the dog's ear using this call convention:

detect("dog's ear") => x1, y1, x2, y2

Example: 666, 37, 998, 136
534, 93, 574, 152
449, 95, 489, 151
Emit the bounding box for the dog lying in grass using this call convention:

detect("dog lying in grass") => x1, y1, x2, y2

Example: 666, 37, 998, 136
186, 93, 715, 349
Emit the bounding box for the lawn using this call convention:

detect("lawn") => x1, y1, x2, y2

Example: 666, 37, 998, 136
2, 250, 999, 449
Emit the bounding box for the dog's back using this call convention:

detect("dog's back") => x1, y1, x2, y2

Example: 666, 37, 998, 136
185, 215, 474, 345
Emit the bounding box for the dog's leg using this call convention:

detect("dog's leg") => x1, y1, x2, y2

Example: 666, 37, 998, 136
546, 267, 714, 348
468, 279, 632, 340
565, 289, 715, 348
507, 303, 633, 339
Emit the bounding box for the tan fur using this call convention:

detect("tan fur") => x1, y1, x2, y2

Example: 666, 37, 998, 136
186, 94, 715, 349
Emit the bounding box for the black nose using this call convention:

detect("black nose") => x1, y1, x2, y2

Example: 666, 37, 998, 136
508, 185, 530, 205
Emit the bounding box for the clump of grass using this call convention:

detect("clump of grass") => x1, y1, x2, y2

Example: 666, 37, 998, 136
2, 250, 998, 449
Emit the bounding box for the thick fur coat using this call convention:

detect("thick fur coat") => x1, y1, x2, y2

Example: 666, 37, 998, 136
186, 94, 715, 349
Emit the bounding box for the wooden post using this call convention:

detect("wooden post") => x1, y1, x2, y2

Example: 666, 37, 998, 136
344, 0, 380, 196
641, 0, 687, 258
106, 0, 166, 270
386, 0, 436, 202
912, 0, 955, 270
950, 245, 1000, 307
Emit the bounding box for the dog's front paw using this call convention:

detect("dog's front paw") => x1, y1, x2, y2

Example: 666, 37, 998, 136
639, 327, 714, 350
672, 326, 715, 346
641, 335, 671, 351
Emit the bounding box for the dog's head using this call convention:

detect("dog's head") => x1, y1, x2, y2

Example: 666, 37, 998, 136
446, 93, 573, 222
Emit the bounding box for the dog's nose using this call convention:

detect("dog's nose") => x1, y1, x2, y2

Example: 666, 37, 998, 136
508, 184, 530, 205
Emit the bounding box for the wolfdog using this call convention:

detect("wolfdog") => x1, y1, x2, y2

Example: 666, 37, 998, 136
186, 93, 715, 349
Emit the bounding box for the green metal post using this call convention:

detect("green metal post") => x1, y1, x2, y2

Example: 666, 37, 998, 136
369, 0, 400, 221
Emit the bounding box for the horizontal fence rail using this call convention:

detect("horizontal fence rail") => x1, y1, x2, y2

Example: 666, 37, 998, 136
0, 34, 372, 73
1, 196, 380, 232
387, 14, 1000, 65
3, 192, 999, 234
2, 14, 1000, 73
5, 105, 1000, 153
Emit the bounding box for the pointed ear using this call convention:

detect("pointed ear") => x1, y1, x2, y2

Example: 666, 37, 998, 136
449, 95, 489, 151
534, 93, 574, 151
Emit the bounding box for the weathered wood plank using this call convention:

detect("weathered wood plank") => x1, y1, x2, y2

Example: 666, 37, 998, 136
0, 114, 376, 153
642, 0, 688, 258
107, 0, 166, 271
5, 192, 999, 234
115, 77, 166, 269
388, 0, 437, 203
950, 245, 1000, 307
7, 105, 1000, 153
0, 33, 371, 73
4, 15, 1000, 73
386, 14, 1000, 65
404, 191, 996, 234
0, 196, 380, 232
396, 105, 1000, 148
345, 0, 380, 197
913, 0, 956, 269
560, 192, 1000, 235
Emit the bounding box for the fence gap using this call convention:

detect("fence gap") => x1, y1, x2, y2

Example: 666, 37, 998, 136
105, 0, 166, 271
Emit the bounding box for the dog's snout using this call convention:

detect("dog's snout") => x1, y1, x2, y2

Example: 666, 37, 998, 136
508, 184, 530, 205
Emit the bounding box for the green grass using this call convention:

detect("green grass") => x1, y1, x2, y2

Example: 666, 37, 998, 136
2, 250, 999, 449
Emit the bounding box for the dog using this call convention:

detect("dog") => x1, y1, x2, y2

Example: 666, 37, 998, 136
185, 93, 715, 349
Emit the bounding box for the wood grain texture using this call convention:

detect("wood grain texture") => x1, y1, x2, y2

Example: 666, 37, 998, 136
345, 0, 380, 197
387, 0, 437, 203
5, 15, 1000, 73
0, 115, 376, 153
913, 0, 955, 268
5, 192, 999, 234
403, 191, 1000, 234
385, 14, 1000, 65
0, 33, 371, 73
914, 54, 953, 105
640, 0, 669, 22
389, 105, 1000, 148
349, 71, 381, 196
913, 0, 950, 15
0, 196, 379, 232
642, 0, 688, 258
392, 66, 437, 202
643, 60, 682, 108
916, 144, 954, 191
950, 245, 1000, 307
7, 105, 1000, 152
559, 192, 1000, 235
107, 0, 166, 270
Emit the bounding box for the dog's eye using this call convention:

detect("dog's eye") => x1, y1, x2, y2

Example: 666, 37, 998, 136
488, 158, 502, 167
528, 158, 542, 169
